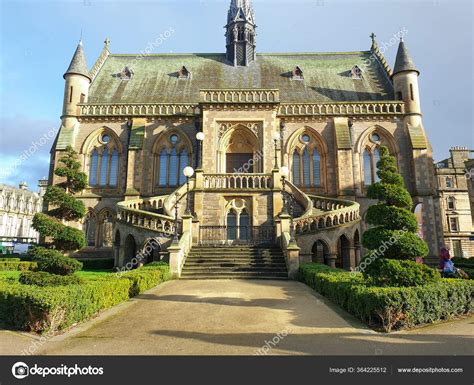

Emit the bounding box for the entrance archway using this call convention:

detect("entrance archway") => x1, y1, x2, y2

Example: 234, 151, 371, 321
124, 234, 136, 265
218, 125, 261, 174
337, 235, 351, 269
312, 240, 330, 264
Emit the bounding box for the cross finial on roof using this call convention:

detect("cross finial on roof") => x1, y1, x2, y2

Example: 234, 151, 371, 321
104, 37, 110, 46
370, 32, 376, 41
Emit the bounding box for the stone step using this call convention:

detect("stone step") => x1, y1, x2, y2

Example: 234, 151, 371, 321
180, 275, 288, 281
183, 266, 288, 272
185, 261, 287, 267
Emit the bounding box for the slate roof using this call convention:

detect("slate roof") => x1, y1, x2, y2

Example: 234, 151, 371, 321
393, 41, 418, 76
88, 52, 394, 104
64, 41, 91, 81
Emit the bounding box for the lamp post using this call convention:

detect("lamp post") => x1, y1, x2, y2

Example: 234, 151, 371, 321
289, 195, 296, 243
183, 166, 194, 216
272, 131, 280, 169
173, 192, 180, 243
196, 132, 205, 170
280, 166, 289, 215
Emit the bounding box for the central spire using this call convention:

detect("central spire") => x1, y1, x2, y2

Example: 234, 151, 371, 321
225, 0, 256, 66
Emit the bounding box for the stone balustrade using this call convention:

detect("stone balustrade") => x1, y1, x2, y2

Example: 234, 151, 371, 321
279, 101, 405, 116
79, 103, 198, 117
294, 195, 360, 234
200, 89, 280, 104
203, 173, 273, 190
116, 197, 176, 235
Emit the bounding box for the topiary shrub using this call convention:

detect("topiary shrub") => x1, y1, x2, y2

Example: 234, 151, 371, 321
362, 146, 429, 261
32, 146, 87, 252
363, 258, 441, 287
31, 248, 82, 275
19, 271, 83, 287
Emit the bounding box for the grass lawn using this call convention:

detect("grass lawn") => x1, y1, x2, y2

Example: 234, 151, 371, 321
0, 269, 116, 282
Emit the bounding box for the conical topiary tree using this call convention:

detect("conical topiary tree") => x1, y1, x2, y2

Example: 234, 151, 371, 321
31, 146, 86, 275
362, 146, 429, 260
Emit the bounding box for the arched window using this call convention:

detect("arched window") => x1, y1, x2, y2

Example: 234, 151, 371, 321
290, 132, 324, 188
447, 196, 456, 210
179, 150, 188, 185
89, 150, 99, 186
98, 211, 113, 248
292, 151, 301, 185
363, 147, 383, 186
239, 210, 250, 241
313, 150, 321, 186
373, 148, 381, 183
84, 212, 97, 247
302, 149, 310, 187
227, 210, 237, 241
154, 133, 191, 189
87, 131, 121, 188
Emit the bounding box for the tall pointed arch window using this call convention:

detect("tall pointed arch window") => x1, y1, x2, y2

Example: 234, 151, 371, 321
361, 131, 396, 188
87, 131, 121, 188
154, 132, 192, 190
291, 132, 324, 188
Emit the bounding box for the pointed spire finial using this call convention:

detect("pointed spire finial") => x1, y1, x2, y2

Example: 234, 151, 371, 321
64, 40, 91, 81
392, 39, 419, 77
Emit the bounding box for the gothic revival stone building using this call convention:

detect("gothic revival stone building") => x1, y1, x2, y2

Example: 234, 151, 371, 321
50, 0, 443, 277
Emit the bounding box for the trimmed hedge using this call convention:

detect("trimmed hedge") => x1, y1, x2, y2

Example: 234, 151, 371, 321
0, 264, 169, 333
19, 271, 84, 287
0, 258, 21, 262
31, 248, 82, 276
299, 263, 473, 332
0, 261, 37, 271
79, 258, 114, 270
363, 258, 441, 287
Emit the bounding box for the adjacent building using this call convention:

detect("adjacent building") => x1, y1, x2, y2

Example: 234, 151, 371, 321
435, 147, 474, 257
0, 181, 47, 253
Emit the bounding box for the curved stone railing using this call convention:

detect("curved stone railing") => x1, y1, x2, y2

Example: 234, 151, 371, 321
116, 197, 176, 235
163, 180, 195, 217
203, 173, 273, 190
284, 180, 313, 218
294, 195, 360, 234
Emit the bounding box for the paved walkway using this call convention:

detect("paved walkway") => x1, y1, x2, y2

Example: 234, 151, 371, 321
1, 280, 473, 355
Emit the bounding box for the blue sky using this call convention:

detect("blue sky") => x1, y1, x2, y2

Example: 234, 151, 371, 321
0, 0, 472, 191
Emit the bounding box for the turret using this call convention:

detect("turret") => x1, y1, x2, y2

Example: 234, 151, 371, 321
225, 0, 257, 66
392, 38, 421, 118
62, 40, 91, 127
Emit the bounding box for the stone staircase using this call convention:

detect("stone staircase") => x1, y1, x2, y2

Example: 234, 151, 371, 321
181, 246, 288, 280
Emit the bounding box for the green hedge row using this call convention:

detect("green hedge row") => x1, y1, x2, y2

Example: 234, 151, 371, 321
0, 258, 20, 262
78, 258, 115, 270
0, 264, 170, 333
298, 263, 473, 332
0, 261, 37, 271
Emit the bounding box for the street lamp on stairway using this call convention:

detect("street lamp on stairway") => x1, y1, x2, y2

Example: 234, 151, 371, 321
196, 132, 205, 170
173, 192, 180, 244
272, 131, 280, 169
183, 166, 194, 216
280, 166, 289, 215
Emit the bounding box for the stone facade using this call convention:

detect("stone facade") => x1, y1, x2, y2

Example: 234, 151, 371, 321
435, 147, 474, 258
0, 181, 46, 253
48, 1, 444, 272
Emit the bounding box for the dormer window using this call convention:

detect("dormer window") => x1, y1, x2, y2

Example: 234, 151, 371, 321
178, 66, 191, 79
119, 66, 134, 80
351, 65, 363, 80
291, 66, 304, 81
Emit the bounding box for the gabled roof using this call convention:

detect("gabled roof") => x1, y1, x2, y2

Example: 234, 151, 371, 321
64, 41, 91, 81
88, 52, 394, 104
393, 40, 419, 76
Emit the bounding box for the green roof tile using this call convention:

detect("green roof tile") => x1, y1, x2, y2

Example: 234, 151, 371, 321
88, 52, 394, 103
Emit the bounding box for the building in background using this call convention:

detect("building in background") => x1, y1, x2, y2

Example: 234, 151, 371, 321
0, 180, 47, 253
435, 147, 474, 258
